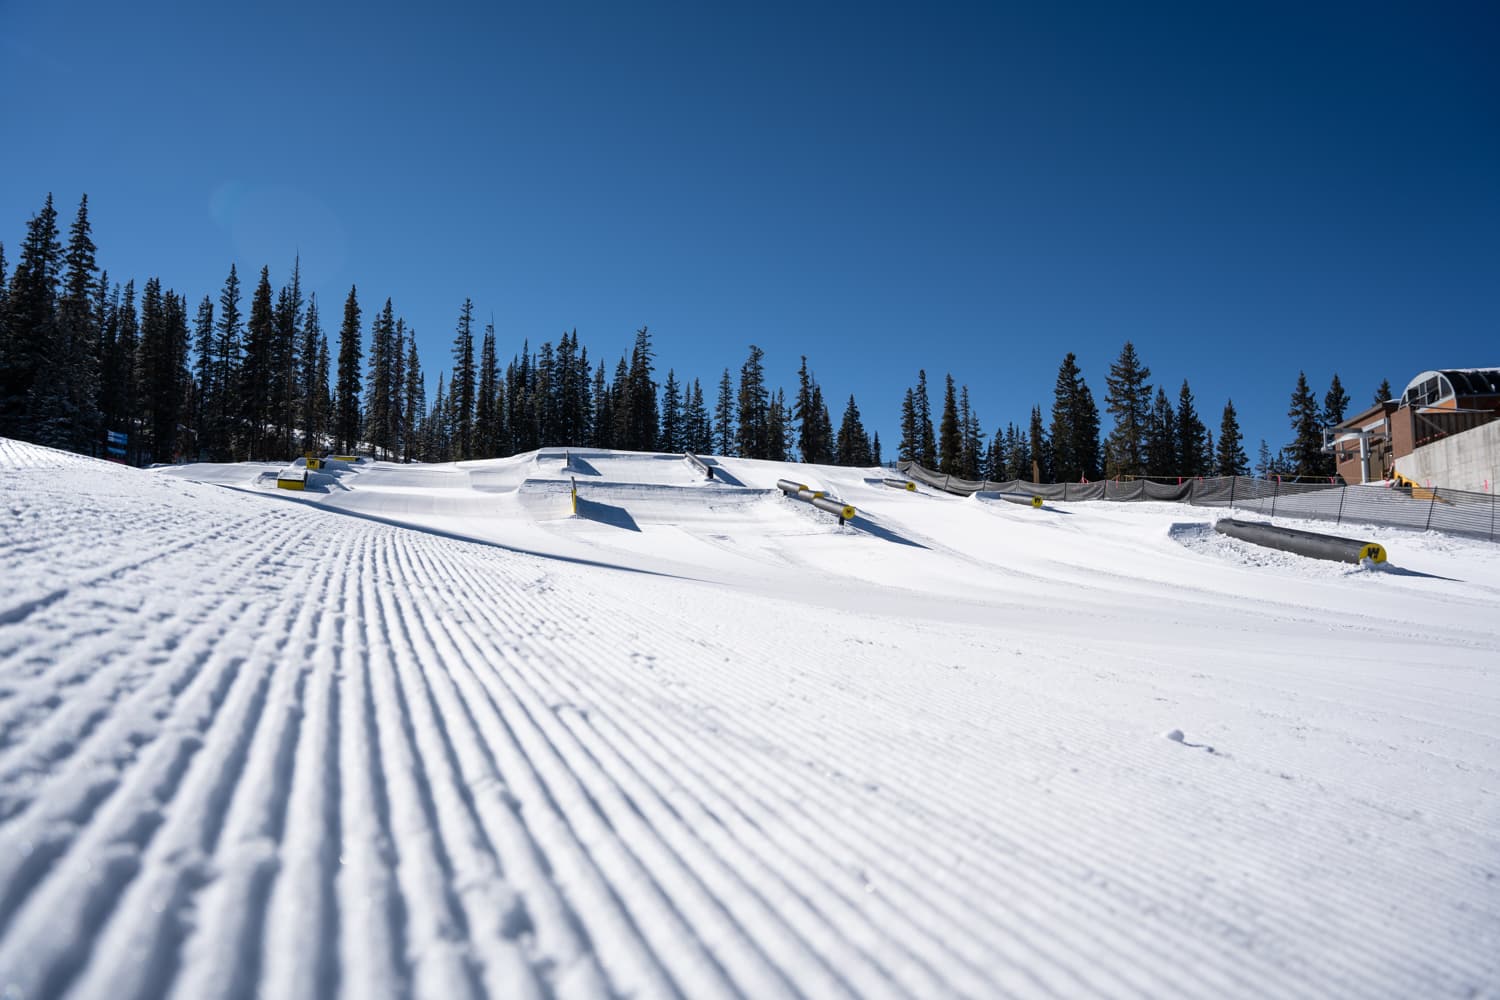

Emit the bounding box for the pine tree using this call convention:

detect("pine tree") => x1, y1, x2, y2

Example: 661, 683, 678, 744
794, 356, 823, 462
936, 374, 961, 474
836, 393, 872, 466
105, 281, 139, 460
626, 327, 658, 451
1104, 341, 1152, 478
1323, 373, 1349, 428
914, 370, 936, 467
1216, 399, 1249, 476
476, 321, 500, 457
1286, 371, 1324, 478
192, 295, 215, 454
1028, 405, 1049, 482
1050, 352, 1098, 482
715, 368, 735, 456
450, 298, 476, 458
959, 386, 984, 480
1145, 387, 1176, 477
273, 257, 302, 457
737, 345, 768, 459
897, 388, 918, 463
871, 431, 882, 468
767, 388, 790, 462
1006, 422, 1031, 483
660, 368, 682, 452
1373, 378, 1393, 406
238, 266, 275, 458
685, 378, 711, 454
299, 294, 322, 454
206, 265, 241, 459
364, 298, 395, 458
591, 361, 612, 449
45, 194, 101, 451
334, 285, 362, 454
1, 194, 62, 439
1175, 380, 1209, 478
402, 335, 424, 462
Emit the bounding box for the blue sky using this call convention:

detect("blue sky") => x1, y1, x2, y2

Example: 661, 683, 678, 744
3, 1, 1496, 461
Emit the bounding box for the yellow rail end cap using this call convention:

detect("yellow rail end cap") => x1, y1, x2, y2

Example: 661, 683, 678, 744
841, 505, 857, 521
1031, 495, 1044, 508
1359, 543, 1387, 564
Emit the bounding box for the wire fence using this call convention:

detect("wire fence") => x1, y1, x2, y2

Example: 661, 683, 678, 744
895, 461, 1500, 542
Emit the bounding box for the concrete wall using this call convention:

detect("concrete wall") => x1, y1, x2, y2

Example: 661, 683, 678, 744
1396, 419, 1500, 493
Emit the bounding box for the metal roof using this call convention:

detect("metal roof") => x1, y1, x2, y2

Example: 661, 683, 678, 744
1402, 368, 1500, 407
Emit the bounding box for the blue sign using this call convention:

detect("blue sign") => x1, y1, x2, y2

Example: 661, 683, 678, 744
107, 444, 127, 457
106, 430, 128, 445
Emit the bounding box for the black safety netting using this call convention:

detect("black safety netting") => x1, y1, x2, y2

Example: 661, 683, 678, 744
895, 461, 1500, 542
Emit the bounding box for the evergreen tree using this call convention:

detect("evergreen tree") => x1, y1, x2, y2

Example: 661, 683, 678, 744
1006, 422, 1031, 483
334, 285, 363, 454
299, 294, 322, 454
914, 370, 936, 467
1104, 341, 1152, 478
273, 257, 302, 457
767, 388, 790, 462
45, 194, 101, 451
625, 327, 658, 451
836, 393, 872, 466
959, 386, 984, 480
1373, 378, 1393, 406
1028, 405, 1049, 482
660, 368, 682, 452
235, 267, 275, 458
476, 321, 500, 457
450, 298, 476, 459
793, 356, 830, 463
402, 335, 424, 462
897, 388, 918, 463
1049, 352, 1099, 482
138, 279, 190, 463
737, 345, 769, 459
684, 378, 711, 454
715, 368, 736, 456
1145, 387, 1176, 477
1, 194, 62, 439
1323, 373, 1350, 428
427, 372, 449, 461
206, 265, 241, 459
192, 295, 214, 454
364, 298, 395, 457
104, 281, 139, 460
1216, 399, 1249, 476
1175, 379, 1209, 478
591, 361, 612, 449
1286, 370, 1324, 478
871, 431, 882, 468
937, 374, 961, 474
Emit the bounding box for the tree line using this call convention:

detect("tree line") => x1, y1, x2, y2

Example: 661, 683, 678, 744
892, 343, 1381, 483
1, 193, 1387, 481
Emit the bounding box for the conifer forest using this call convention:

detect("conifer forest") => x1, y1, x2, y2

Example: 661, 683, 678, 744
1, 194, 1364, 482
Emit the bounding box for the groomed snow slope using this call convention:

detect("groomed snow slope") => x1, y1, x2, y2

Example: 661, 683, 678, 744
2, 439, 1498, 999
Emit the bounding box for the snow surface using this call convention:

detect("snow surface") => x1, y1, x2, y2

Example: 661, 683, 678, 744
2, 437, 1499, 999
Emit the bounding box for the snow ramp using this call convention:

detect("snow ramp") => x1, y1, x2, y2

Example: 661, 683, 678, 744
4, 440, 1500, 998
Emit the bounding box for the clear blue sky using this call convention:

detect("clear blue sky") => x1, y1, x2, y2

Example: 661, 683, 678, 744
4, 1, 1496, 461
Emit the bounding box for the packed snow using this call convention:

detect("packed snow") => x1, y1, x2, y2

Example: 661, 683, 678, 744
2, 437, 1498, 999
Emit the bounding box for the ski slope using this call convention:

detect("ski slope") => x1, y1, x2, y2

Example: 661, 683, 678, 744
2, 437, 1498, 999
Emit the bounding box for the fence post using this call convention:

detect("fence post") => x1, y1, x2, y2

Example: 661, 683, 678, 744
1425, 488, 1436, 532
1229, 476, 1236, 508
1491, 488, 1496, 542
1337, 485, 1346, 525
1272, 476, 1279, 518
